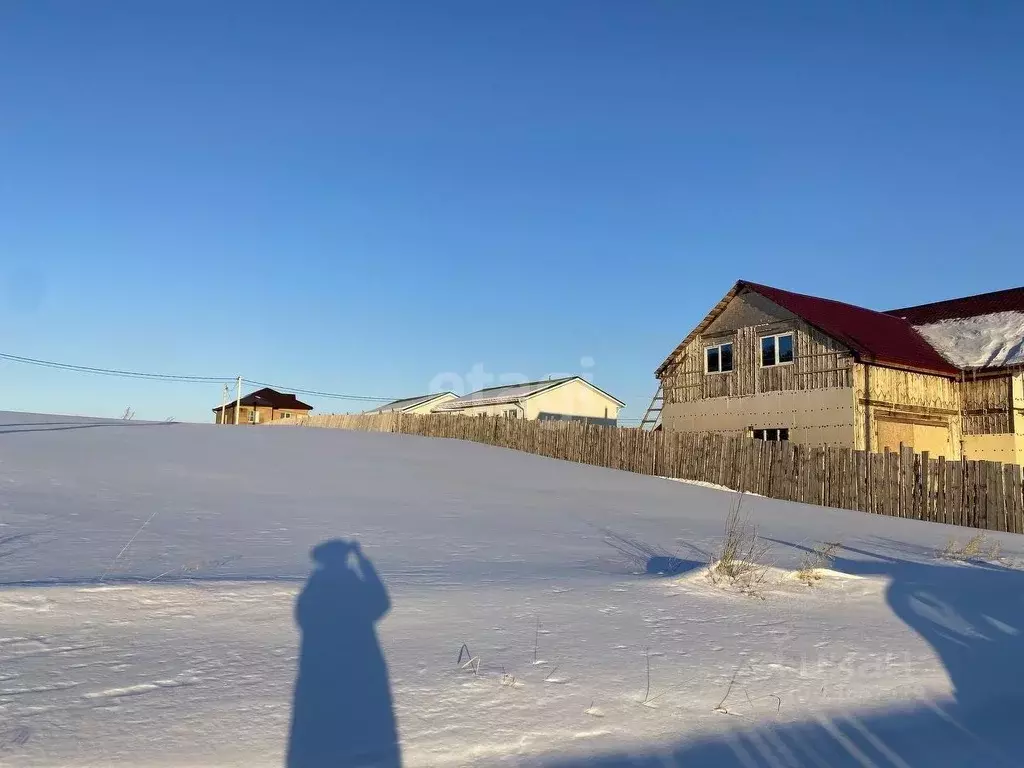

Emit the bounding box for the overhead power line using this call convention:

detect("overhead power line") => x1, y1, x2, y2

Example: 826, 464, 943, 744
0, 352, 396, 403
0, 352, 231, 383
0, 351, 637, 408
245, 379, 394, 403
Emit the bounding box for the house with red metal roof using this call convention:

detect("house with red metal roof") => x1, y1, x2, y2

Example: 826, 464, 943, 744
212, 387, 313, 425
652, 281, 1024, 463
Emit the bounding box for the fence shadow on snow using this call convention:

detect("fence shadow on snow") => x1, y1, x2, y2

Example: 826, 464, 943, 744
543, 540, 1024, 767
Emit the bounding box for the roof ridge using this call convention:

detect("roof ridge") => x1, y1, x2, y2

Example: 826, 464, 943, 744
473, 376, 575, 394
739, 280, 893, 317
886, 285, 1024, 316
388, 391, 453, 402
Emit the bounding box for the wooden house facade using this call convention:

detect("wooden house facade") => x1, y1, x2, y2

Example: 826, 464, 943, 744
655, 281, 1024, 463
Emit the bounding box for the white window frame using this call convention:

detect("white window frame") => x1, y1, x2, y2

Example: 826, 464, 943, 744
760, 332, 795, 368
704, 341, 734, 374
751, 427, 790, 442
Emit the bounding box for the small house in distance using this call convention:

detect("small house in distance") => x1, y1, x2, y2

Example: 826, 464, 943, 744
363, 392, 458, 416
433, 376, 624, 426
213, 387, 313, 424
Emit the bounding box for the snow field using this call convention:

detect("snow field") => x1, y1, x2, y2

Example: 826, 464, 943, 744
2, 412, 1024, 766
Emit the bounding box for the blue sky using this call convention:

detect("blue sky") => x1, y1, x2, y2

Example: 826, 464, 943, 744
2, 1, 1022, 422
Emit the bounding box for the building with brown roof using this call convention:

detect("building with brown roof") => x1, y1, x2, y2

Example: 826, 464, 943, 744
652, 281, 1024, 463
213, 387, 313, 425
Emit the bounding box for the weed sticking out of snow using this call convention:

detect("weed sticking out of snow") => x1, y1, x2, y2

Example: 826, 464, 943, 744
634, 646, 691, 708
711, 663, 782, 719
532, 616, 545, 665
706, 494, 772, 599
543, 665, 568, 684
940, 533, 1001, 563
796, 541, 842, 586
500, 667, 523, 689
456, 643, 480, 675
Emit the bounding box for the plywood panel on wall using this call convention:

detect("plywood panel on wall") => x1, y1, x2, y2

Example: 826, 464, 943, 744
703, 291, 797, 335
661, 387, 856, 447
876, 419, 952, 458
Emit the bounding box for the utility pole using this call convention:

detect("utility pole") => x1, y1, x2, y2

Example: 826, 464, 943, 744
234, 376, 242, 425
219, 383, 228, 425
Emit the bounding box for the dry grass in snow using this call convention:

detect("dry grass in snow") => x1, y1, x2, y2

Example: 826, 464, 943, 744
940, 533, 1001, 563
706, 494, 772, 599
796, 541, 843, 585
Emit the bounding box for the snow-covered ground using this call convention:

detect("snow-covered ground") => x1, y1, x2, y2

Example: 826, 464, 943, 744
1, 411, 1024, 766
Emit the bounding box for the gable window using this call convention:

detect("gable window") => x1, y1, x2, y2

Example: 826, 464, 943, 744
760, 333, 794, 367
752, 427, 789, 442
705, 342, 734, 374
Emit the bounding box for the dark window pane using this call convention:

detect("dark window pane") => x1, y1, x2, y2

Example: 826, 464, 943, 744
720, 343, 734, 372
753, 429, 764, 440
761, 337, 776, 366
779, 428, 790, 441
766, 428, 778, 441
778, 333, 794, 363
706, 346, 720, 373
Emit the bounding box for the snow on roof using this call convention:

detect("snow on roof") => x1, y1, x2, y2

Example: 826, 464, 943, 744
434, 377, 577, 410
364, 392, 454, 414
913, 311, 1024, 370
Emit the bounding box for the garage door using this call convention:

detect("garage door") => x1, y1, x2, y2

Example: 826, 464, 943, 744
875, 419, 952, 458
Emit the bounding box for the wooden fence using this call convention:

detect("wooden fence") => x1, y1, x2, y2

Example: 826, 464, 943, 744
283, 413, 1024, 534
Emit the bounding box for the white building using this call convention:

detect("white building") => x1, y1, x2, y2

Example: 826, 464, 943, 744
432, 376, 624, 425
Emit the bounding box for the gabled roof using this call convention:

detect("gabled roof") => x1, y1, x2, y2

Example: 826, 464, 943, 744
885, 286, 1024, 325
363, 392, 456, 414
744, 282, 959, 376
434, 376, 625, 411
656, 280, 959, 378
211, 387, 312, 412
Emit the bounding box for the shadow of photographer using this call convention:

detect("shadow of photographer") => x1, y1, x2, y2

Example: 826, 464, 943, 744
286, 539, 401, 768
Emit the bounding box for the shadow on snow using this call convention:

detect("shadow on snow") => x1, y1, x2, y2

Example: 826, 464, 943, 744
601, 527, 708, 577
546, 538, 1024, 767
286, 539, 401, 768
0, 421, 177, 435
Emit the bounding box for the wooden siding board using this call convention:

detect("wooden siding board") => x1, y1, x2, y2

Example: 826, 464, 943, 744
662, 318, 853, 405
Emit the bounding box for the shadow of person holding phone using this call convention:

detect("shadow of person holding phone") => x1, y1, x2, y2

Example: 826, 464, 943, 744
286, 539, 401, 768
